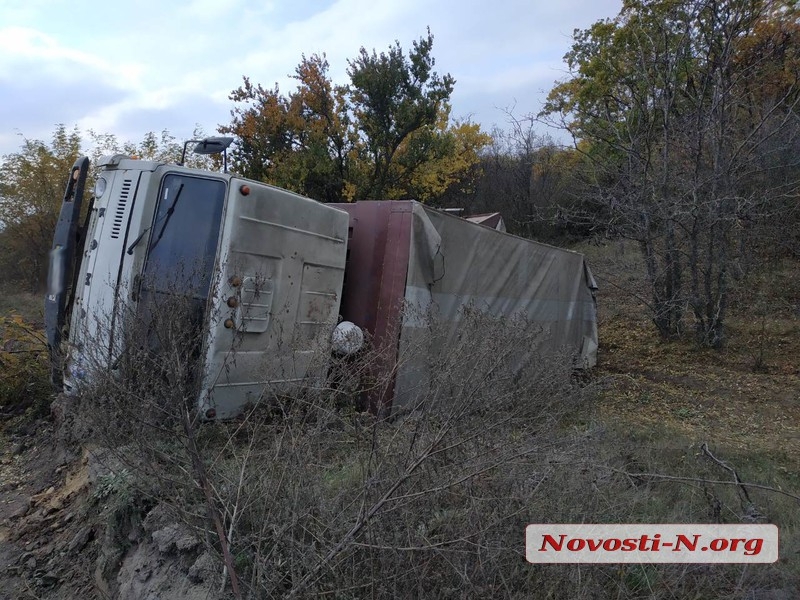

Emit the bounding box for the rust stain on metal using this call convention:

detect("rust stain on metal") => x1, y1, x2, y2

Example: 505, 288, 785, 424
332, 201, 413, 414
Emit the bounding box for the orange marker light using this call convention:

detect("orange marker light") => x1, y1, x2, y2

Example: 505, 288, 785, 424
224, 318, 235, 329
240, 184, 251, 196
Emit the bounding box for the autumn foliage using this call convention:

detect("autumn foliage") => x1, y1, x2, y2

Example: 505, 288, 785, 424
221, 31, 491, 203
540, 0, 800, 346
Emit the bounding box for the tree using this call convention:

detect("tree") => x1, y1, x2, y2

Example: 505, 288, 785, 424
0, 125, 82, 292
88, 126, 218, 169
0, 126, 215, 293
347, 30, 456, 199
394, 117, 492, 203
223, 55, 354, 202
435, 113, 586, 241
222, 31, 485, 203
541, 0, 800, 346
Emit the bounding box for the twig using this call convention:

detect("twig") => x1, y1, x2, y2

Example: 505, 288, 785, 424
287, 429, 448, 597
180, 403, 242, 599
700, 442, 753, 506
592, 463, 800, 502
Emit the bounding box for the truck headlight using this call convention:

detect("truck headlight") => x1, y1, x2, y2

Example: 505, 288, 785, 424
94, 177, 107, 198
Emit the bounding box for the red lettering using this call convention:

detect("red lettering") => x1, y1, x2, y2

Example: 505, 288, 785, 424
539, 534, 565, 552
622, 538, 638, 551
710, 538, 727, 551
651, 534, 661, 551
603, 538, 622, 551
675, 534, 699, 551
567, 539, 586, 551
586, 539, 603, 551
744, 539, 763, 556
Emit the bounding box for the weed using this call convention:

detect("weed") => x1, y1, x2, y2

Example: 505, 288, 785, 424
0, 314, 51, 428
92, 468, 133, 503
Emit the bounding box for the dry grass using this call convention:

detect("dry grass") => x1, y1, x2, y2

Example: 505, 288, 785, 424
0, 292, 50, 425
72, 300, 588, 598
579, 238, 800, 467
3, 242, 800, 599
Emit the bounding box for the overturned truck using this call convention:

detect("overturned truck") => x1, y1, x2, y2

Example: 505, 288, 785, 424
46, 138, 597, 419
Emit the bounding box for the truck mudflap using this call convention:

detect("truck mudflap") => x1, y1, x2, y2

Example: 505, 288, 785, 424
45, 156, 90, 386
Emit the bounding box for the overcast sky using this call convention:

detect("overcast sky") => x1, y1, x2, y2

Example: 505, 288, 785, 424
0, 0, 622, 157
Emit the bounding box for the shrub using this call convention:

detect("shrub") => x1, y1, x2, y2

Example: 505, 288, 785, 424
70, 292, 799, 599
0, 314, 51, 424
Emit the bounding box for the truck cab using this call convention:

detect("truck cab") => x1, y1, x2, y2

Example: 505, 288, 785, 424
48, 143, 350, 419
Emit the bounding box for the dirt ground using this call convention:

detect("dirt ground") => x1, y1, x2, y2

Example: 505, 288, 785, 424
0, 420, 92, 600
0, 414, 219, 600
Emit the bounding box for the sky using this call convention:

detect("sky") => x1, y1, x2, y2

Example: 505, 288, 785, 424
0, 0, 622, 157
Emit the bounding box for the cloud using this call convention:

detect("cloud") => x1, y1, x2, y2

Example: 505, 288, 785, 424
0, 0, 624, 156
0, 77, 125, 131
0, 27, 136, 154
221, 0, 621, 127
0, 27, 142, 86
78, 93, 232, 145
0, 21, 224, 154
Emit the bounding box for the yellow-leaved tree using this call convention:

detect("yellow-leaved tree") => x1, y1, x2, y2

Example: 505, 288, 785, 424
222, 31, 491, 203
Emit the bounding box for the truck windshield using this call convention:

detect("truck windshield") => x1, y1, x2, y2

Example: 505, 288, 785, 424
141, 174, 225, 303
139, 174, 225, 328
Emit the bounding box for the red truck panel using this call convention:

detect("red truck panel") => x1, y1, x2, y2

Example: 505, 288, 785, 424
331, 201, 413, 414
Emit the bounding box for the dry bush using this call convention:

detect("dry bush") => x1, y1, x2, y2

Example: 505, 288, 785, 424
203, 306, 583, 598
66, 289, 798, 599
70, 290, 587, 598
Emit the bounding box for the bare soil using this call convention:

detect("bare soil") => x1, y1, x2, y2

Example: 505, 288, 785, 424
0, 420, 93, 600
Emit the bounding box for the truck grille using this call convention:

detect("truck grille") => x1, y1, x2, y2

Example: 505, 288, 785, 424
110, 179, 133, 239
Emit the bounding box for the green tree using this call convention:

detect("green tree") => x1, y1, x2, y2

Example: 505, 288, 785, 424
0, 125, 82, 292
0, 125, 215, 293
347, 30, 456, 199
222, 31, 482, 203
541, 0, 800, 345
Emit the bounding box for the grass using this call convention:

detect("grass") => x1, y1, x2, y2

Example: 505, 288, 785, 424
574, 238, 800, 595
597, 313, 800, 457
0, 290, 44, 324
579, 239, 800, 469
3, 243, 800, 598
0, 290, 51, 426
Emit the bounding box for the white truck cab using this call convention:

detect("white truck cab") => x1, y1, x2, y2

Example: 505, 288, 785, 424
48, 140, 351, 419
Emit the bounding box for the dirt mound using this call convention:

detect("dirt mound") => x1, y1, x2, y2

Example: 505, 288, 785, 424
0, 415, 221, 600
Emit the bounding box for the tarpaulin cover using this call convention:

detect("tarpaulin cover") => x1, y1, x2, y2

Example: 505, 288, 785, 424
392, 202, 598, 412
